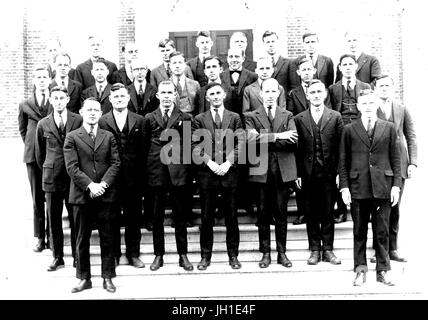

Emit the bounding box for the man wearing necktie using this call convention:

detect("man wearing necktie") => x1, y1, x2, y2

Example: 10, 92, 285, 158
35, 86, 83, 271
18, 65, 53, 253
294, 80, 344, 266
144, 81, 194, 272
98, 83, 147, 269
339, 89, 401, 287
187, 31, 214, 87
192, 82, 245, 270
246, 78, 298, 269
64, 97, 121, 293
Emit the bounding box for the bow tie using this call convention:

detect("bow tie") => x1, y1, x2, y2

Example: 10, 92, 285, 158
231, 70, 241, 74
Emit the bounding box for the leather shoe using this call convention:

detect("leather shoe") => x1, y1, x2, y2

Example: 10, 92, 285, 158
353, 272, 366, 286
103, 278, 116, 293
229, 256, 241, 269
47, 258, 65, 272
370, 255, 376, 263
389, 250, 407, 262
71, 279, 92, 293
278, 253, 292, 268
292, 215, 306, 225
179, 254, 194, 271
334, 213, 347, 224
128, 257, 145, 268
197, 257, 211, 270
258, 253, 271, 268
33, 239, 45, 252
150, 255, 164, 271
307, 251, 321, 265
376, 271, 394, 286
322, 250, 341, 265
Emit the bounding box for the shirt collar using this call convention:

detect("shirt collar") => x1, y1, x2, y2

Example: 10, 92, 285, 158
264, 103, 277, 117
113, 108, 128, 119
55, 77, 68, 88
160, 105, 174, 116
96, 81, 108, 90
310, 104, 325, 114
306, 53, 318, 62
83, 123, 98, 135
361, 115, 377, 128
342, 77, 357, 88
210, 105, 225, 119
54, 110, 67, 122
134, 79, 146, 91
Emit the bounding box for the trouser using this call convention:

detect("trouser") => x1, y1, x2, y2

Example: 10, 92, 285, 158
73, 201, 116, 280
389, 179, 405, 251
46, 191, 75, 259
351, 198, 391, 272
26, 162, 48, 240
152, 185, 188, 256
199, 186, 239, 258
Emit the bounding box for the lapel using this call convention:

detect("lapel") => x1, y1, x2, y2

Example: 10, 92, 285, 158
189, 58, 198, 75
68, 80, 77, 97
301, 109, 314, 136
334, 81, 343, 108
222, 69, 231, 87
94, 129, 106, 151
237, 69, 249, 93
272, 56, 286, 78
320, 107, 333, 131
255, 106, 271, 131
316, 55, 326, 77
127, 111, 137, 133
352, 118, 371, 148
204, 110, 215, 137
77, 126, 95, 149
392, 101, 403, 131
355, 80, 364, 97
104, 111, 119, 133
154, 107, 165, 128
273, 107, 286, 132
128, 85, 138, 109
66, 111, 77, 133
356, 53, 368, 74
159, 63, 168, 80
119, 69, 127, 83
371, 119, 387, 150
143, 82, 153, 109
221, 109, 232, 130
47, 113, 62, 142
167, 106, 180, 128
295, 85, 308, 109
27, 95, 43, 118
86, 59, 93, 71
100, 84, 111, 102
252, 81, 263, 105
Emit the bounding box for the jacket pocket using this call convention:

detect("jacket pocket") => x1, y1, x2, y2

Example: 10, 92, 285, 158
43, 162, 54, 183
384, 170, 394, 176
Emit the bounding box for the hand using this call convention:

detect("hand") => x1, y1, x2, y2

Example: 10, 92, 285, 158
100, 181, 109, 189
207, 160, 221, 175
341, 188, 352, 206
88, 182, 106, 198
276, 130, 298, 143
295, 177, 302, 189
407, 164, 416, 178
336, 174, 339, 188
391, 186, 400, 207
217, 161, 232, 176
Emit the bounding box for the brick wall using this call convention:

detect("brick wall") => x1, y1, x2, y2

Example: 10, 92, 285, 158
117, 0, 136, 68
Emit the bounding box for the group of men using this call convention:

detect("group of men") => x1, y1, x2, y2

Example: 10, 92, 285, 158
18, 29, 417, 293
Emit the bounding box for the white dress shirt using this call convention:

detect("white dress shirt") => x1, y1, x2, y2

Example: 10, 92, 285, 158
83, 123, 98, 136
113, 108, 128, 132
54, 110, 67, 128
310, 105, 324, 124
379, 99, 392, 120
264, 104, 277, 119
172, 75, 186, 90
361, 116, 377, 131
210, 105, 225, 122
134, 80, 146, 94
55, 77, 69, 89
36, 90, 49, 107
160, 105, 173, 119
341, 77, 357, 89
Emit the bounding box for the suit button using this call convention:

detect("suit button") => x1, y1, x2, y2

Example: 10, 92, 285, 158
93, 169, 96, 173
370, 165, 373, 168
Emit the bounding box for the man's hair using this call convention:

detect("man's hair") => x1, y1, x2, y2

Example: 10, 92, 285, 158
158, 38, 175, 49
158, 80, 177, 92
262, 30, 278, 41
205, 81, 223, 93
92, 59, 109, 69
339, 54, 357, 65
53, 52, 72, 65
203, 56, 223, 69
358, 88, 375, 101
169, 51, 185, 61
82, 97, 101, 109
374, 74, 394, 86
308, 79, 325, 89
33, 64, 50, 75
230, 31, 247, 42
256, 56, 273, 68
110, 82, 130, 94
227, 47, 245, 57
302, 32, 318, 42
50, 85, 69, 95
298, 57, 313, 68
197, 31, 211, 39
261, 78, 279, 91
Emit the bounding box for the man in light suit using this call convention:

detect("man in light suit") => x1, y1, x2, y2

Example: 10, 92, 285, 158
339, 89, 401, 286
262, 30, 292, 94
192, 82, 245, 270
35, 86, 83, 271
144, 81, 194, 272
289, 32, 334, 91
150, 39, 193, 89
50, 52, 82, 113
18, 65, 52, 252
64, 98, 121, 293
187, 31, 214, 87
81, 60, 113, 114
74, 35, 117, 90
246, 78, 298, 268
335, 32, 381, 85
243, 56, 286, 113
294, 80, 344, 265
371, 75, 417, 263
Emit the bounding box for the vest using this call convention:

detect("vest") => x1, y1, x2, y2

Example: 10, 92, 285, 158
310, 113, 326, 177
35, 93, 49, 118
113, 115, 130, 155
177, 81, 192, 113
341, 85, 359, 124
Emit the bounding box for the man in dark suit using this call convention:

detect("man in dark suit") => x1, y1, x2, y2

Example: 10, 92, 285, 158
223, 32, 256, 72
81, 60, 113, 114
335, 32, 381, 85
246, 78, 298, 268
144, 81, 194, 272
64, 98, 121, 293
289, 32, 334, 91
35, 86, 83, 271
192, 82, 245, 270
74, 35, 118, 90
262, 30, 292, 94
98, 83, 146, 268
339, 89, 401, 287
294, 80, 344, 265
150, 39, 193, 89
111, 42, 143, 86
329, 54, 371, 224
243, 56, 286, 113
50, 52, 82, 113
187, 31, 214, 87
127, 57, 159, 116
371, 75, 417, 263
18, 65, 52, 252
287, 57, 315, 116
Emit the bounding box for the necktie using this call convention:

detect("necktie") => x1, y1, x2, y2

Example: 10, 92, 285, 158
40, 93, 46, 109
98, 85, 103, 100
214, 108, 221, 129
271, 56, 276, 68
138, 83, 144, 97
176, 80, 183, 97
166, 63, 171, 78
61, 80, 66, 88
163, 108, 170, 126
367, 118, 373, 135
58, 112, 65, 133
89, 125, 95, 141
267, 106, 274, 125
346, 80, 352, 95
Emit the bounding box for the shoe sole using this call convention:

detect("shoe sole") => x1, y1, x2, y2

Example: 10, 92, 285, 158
47, 264, 65, 272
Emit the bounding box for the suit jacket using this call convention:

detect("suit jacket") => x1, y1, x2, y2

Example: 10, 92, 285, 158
289, 54, 335, 91
175, 77, 200, 115
272, 56, 292, 94
243, 80, 286, 113
246, 106, 297, 183
50, 78, 83, 113
35, 111, 83, 192
81, 83, 113, 114
377, 101, 417, 179
74, 58, 118, 90
286, 85, 309, 116
144, 106, 192, 187
149, 63, 193, 89
18, 96, 53, 163
196, 82, 234, 115
192, 108, 245, 188
187, 57, 209, 87
328, 79, 371, 112
98, 110, 146, 193
335, 52, 382, 85
294, 107, 344, 181
111, 66, 152, 86
127, 82, 159, 116
339, 118, 401, 199
63, 126, 121, 204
